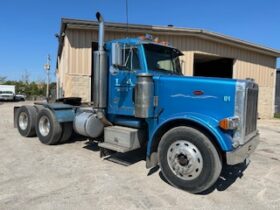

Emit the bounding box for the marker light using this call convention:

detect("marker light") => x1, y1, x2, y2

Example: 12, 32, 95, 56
219, 117, 240, 130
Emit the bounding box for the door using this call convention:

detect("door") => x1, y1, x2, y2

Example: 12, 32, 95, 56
108, 45, 141, 116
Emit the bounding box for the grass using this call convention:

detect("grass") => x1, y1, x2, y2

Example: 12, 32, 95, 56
274, 113, 280, 119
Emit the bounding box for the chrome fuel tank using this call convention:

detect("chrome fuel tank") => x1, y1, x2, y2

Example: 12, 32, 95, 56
73, 111, 104, 138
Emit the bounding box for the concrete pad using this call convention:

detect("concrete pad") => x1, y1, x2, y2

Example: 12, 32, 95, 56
0, 101, 280, 210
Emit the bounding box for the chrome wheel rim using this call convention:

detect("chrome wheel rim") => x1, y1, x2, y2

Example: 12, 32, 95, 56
167, 140, 203, 180
19, 112, 28, 130
39, 116, 50, 136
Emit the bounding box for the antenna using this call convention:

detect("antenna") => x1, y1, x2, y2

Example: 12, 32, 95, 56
125, 0, 129, 38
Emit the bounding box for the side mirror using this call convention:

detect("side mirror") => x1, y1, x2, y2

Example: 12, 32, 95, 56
112, 43, 123, 67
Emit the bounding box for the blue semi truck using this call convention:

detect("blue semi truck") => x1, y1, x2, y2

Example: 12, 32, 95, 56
14, 12, 259, 193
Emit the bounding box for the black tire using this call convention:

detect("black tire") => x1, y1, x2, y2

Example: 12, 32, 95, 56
59, 123, 73, 144
16, 106, 37, 137
35, 108, 62, 145
158, 126, 222, 194
34, 105, 44, 113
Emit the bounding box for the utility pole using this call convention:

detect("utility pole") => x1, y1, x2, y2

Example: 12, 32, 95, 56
44, 54, 51, 101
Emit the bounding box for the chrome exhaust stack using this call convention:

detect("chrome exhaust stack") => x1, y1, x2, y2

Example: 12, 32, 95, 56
93, 12, 107, 109
96, 12, 104, 51
74, 12, 111, 140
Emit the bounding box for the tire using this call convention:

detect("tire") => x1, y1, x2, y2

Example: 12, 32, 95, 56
35, 108, 62, 145
158, 126, 222, 194
34, 105, 44, 113
16, 106, 37, 137
59, 123, 73, 144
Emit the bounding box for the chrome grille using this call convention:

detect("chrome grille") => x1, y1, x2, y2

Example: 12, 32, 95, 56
245, 85, 258, 136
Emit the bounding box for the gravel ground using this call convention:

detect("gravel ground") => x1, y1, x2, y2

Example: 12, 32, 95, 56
0, 101, 280, 210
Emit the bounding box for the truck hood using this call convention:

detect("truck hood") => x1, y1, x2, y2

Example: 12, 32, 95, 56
153, 75, 236, 121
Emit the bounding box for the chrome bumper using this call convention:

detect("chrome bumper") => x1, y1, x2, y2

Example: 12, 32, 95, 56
226, 133, 260, 165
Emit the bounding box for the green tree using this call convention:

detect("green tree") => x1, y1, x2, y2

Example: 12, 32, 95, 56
0, 75, 6, 84
1, 76, 56, 100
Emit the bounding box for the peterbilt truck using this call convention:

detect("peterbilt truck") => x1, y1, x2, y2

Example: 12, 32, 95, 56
14, 12, 259, 193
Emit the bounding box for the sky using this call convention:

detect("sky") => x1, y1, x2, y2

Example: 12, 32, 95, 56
0, 0, 279, 81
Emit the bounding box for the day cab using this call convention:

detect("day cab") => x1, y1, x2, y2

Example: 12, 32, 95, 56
15, 12, 259, 193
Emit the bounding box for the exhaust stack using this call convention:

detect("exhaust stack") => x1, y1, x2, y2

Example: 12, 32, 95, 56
96, 12, 104, 51
93, 12, 107, 109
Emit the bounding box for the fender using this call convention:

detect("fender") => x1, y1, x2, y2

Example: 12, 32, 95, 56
38, 103, 76, 123
147, 112, 234, 156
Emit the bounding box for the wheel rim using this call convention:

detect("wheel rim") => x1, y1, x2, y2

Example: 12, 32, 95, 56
167, 140, 203, 180
19, 112, 28, 130
39, 116, 50, 137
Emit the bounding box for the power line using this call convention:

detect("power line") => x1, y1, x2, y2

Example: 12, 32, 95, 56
44, 54, 51, 101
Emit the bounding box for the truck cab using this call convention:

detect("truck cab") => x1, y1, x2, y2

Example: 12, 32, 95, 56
15, 12, 259, 194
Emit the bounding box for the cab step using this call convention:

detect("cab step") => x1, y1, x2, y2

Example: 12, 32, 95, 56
98, 142, 131, 153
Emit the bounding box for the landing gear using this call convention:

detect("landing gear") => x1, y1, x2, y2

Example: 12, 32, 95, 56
158, 126, 222, 194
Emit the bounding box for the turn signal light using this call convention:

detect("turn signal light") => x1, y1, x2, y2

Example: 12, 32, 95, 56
219, 117, 239, 130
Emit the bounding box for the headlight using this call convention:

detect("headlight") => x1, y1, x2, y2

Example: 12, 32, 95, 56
219, 116, 240, 130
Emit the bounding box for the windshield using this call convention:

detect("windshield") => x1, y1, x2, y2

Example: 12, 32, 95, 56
144, 44, 182, 74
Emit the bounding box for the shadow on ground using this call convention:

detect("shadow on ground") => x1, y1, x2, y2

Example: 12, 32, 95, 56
83, 140, 146, 166
83, 141, 100, 152
82, 140, 249, 194
200, 162, 248, 194
147, 161, 249, 194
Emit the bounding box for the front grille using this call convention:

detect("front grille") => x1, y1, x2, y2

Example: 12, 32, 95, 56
245, 86, 258, 136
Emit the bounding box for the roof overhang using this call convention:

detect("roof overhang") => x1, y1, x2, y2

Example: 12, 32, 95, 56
56, 18, 280, 67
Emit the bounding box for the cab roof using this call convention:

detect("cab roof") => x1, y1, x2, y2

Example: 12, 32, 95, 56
106, 37, 183, 56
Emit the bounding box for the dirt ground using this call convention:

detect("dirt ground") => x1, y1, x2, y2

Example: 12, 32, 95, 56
0, 101, 280, 210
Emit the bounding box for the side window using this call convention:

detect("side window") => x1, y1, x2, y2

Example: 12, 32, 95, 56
157, 59, 174, 71
123, 47, 140, 71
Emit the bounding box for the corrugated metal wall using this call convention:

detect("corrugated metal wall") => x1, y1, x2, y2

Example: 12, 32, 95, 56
57, 29, 277, 118
275, 71, 280, 113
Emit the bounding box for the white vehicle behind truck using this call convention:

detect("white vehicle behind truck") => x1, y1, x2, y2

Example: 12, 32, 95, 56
0, 85, 15, 101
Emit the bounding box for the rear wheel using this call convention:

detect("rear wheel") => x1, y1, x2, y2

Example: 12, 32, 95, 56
34, 105, 44, 113
158, 126, 222, 194
36, 108, 62, 145
59, 123, 73, 144
16, 106, 37, 137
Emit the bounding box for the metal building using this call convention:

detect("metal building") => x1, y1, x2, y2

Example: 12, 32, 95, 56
275, 69, 280, 113
56, 19, 280, 118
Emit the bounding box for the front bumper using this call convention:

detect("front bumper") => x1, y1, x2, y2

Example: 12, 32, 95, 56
226, 132, 260, 165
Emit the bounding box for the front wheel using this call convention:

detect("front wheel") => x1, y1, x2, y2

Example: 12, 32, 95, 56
158, 126, 222, 194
